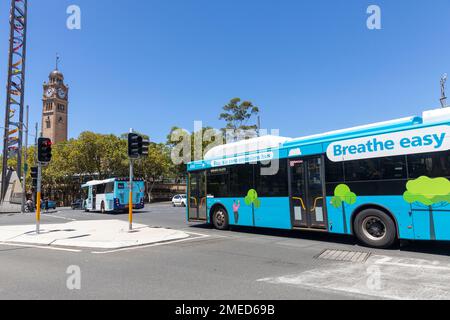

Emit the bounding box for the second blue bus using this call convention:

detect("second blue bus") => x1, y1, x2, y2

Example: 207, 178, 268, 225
82, 178, 145, 213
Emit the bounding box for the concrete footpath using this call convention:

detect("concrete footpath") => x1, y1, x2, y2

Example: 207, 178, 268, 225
0, 219, 190, 249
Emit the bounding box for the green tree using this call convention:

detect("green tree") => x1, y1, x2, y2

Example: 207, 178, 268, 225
220, 98, 260, 141
331, 184, 357, 234
134, 143, 173, 202
245, 189, 261, 226
404, 176, 450, 240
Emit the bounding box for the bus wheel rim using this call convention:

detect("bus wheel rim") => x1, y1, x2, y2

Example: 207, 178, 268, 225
215, 210, 225, 227
362, 216, 387, 241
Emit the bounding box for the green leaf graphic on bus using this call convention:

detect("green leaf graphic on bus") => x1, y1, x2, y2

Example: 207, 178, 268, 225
403, 176, 450, 240
245, 189, 260, 226
331, 184, 357, 234
245, 189, 260, 208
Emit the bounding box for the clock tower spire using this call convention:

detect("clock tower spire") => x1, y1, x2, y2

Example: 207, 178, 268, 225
42, 64, 69, 144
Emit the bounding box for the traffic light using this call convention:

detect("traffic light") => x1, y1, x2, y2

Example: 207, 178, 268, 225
128, 133, 141, 159
141, 138, 150, 156
128, 133, 150, 159
38, 138, 52, 163
31, 167, 38, 188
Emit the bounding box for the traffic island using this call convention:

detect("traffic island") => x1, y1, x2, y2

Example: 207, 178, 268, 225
0, 220, 190, 250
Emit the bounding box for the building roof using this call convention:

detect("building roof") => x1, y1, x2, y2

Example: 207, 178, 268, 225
49, 69, 64, 79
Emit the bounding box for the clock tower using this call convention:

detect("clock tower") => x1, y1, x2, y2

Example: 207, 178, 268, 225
42, 68, 69, 144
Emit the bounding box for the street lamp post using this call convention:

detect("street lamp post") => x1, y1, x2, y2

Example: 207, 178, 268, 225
21, 105, 29, 213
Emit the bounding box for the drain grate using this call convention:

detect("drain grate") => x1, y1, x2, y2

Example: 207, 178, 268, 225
316, 249, 371, 263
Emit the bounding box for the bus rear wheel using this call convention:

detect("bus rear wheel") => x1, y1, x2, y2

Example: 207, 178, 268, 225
212, 207, 229, 231
354, 209, 397, 249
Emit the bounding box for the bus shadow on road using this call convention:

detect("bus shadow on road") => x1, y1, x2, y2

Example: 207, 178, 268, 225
189, 223, 450, 257
189, 224, 355, 246
399, 240, 450, 257
92, 210, 153, 216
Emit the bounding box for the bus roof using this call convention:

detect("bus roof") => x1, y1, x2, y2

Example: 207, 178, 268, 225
188, 107, 450, 171
81, 178, 116, 188
204, 135, 292, 160
81, 178, 144, 188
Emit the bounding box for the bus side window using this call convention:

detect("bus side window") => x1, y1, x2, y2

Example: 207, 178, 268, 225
105, 182, 114, 194
379, 156, 407, 180
207, 170, 228, 198
95, 184, 106, 194
325, 159, 344, 183
229, 164, 255, 198
408, 151, 450, 179
255, 161, 289, 197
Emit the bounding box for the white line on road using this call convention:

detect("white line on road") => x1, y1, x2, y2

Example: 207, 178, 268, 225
91, 232, 211, 254
0, 242, 82, 253
372, 256, 450, 271
258, 254, 450, 300
42, 214, 77, 221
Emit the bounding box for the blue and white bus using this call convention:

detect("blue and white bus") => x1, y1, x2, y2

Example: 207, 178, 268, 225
187, 107, 450, 248
82, 178, 145, 213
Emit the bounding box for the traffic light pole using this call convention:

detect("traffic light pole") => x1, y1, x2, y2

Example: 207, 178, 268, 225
33, 123, 37, 206
127, 129, 149, 232
36, 162, 42, 234
35, 132, 52, 235
129, 159, 134, 232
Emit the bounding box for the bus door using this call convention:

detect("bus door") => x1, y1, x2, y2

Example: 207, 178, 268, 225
188, 171, 207, 221
92, 186, 97, 211
289, 156, 327, 229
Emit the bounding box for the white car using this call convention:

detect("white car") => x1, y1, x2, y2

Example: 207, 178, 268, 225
172, 194, 187, 207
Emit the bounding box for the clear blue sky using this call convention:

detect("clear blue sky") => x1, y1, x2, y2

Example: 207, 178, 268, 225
1, 0, 450, 143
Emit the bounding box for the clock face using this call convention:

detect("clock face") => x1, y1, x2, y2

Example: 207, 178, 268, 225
46, 88, 55, 98
57, 88, 66, 99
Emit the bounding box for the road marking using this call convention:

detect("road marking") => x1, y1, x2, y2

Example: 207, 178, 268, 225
0, 242, 82, 253
372, 256, 450, 271
42, 214, 77, 221
91, 232, 211, 254
258, 254, 450, 300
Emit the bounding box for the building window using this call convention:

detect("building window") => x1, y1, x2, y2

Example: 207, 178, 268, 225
45, 102, 53, 111
57, 104, 65, 112
45, 118, 51, 129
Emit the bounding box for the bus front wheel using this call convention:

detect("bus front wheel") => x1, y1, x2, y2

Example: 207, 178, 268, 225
212, 207, 229, 231
354, 209, 397, 249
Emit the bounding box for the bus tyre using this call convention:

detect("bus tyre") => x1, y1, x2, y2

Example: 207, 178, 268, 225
354, 209, 397, 249
212, 207, 229, 231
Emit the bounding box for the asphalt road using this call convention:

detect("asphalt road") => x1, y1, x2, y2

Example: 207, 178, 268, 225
1, 203, 450, 300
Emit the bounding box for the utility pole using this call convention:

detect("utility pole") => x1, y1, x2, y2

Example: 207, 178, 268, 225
257, 116, 261, 137
441, 74, 448, 108
21, 105, 29, 213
